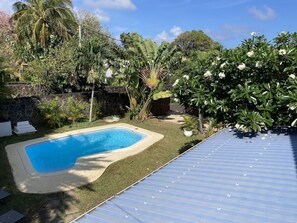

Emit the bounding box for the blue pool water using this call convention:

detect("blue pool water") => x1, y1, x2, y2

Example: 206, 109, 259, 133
26, 128, 145, 173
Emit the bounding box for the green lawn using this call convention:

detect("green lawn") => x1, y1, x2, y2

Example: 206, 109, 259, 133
0, 117, 207, 222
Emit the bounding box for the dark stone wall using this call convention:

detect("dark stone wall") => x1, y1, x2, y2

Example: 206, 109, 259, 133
0, 91, 129, 126
5, 82, 50, 97
0, 97, 42, 125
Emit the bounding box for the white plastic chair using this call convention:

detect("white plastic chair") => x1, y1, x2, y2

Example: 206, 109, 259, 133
13, 121, 37, 135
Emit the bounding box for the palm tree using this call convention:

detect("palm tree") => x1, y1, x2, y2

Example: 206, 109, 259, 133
76, 36, 113, 122
12, 0, 77, 49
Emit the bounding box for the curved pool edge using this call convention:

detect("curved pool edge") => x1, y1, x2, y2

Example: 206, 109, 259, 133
5, 123, 164, 194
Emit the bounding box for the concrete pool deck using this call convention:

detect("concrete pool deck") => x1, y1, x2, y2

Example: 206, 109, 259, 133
5, 123, 164, 194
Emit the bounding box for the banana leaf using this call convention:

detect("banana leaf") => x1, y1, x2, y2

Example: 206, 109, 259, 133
152, 90, 172, 101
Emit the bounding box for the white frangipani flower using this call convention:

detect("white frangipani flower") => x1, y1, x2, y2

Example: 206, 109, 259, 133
280, 31, 287, 35
238, 63, 246, 70
279, 49, 287, 56
289, 74, 296, 79
172, 79, 179, 87
173, 98, 179, 103
220, 62, 226, 68
255, 61, 262, 68
247, 51, 254, 57
216, 57, 221, 61
251, 32, 257, 36
218, 72, 226, 79
212, 61, 216, 66
183, 75, 189, 80
204, 70, 212, 78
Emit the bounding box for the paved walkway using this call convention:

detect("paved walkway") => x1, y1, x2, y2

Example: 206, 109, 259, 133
154, 110, 185, 125
153, 102, 185, 124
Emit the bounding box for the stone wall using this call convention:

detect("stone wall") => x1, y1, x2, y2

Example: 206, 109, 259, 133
0, 91, 129, 126
5, 82, 50, 97
0, 97, 41, 125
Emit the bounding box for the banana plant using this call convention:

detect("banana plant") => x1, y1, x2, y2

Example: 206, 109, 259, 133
119, 33, 180, 121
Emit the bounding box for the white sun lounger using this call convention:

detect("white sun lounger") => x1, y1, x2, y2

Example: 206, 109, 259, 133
13, 121, 37, 135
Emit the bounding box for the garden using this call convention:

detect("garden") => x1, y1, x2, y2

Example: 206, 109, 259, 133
0, 0, 296, 222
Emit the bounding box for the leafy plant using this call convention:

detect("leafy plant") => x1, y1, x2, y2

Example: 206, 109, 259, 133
235, 110, 272, 133
65, 97, 88, 124
38, 97, 66, 127
173, 32, 297, 132
182, 115, 198, 131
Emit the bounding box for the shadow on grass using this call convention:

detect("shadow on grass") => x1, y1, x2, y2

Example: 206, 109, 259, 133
179, 139, 201, 154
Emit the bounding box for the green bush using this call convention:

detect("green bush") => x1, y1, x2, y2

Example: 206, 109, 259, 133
92, 99, 102, 120
65, 97, 88, 124
38, 97, 67, 127
173, 32, 297, 132
39, 96, 89, 127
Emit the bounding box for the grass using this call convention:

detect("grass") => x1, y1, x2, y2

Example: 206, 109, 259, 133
0, 117, 207, 222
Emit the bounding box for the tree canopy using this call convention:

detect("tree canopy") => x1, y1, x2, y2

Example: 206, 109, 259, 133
12, 0, 77, 51
170, 30, 222, 57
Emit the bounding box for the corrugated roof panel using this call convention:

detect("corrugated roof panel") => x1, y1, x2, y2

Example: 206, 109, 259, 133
73, 129, 297, 223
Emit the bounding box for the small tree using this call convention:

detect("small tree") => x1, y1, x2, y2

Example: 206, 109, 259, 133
173, 32, 297, 133
76, 36, 114, 122
116, 33, 181, 121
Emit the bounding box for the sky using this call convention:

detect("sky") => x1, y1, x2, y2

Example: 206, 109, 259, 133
1, 0, 297, 48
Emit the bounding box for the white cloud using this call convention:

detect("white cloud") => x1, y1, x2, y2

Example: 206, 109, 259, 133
155, 25, 183, 43
155, 31, 169, 42
248, 5, 277, 21
0, 0, 13, 13
94, 9, 110, 22
84, 0, 136, 10
170, 26, 182, 37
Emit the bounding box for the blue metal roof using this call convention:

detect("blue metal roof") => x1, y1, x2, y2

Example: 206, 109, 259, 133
73, 129, 297, 223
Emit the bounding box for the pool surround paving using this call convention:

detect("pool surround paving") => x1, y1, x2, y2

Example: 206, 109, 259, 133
5, 123, 164, 194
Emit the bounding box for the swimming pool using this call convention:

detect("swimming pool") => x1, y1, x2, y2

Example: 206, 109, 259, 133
6, 123, 164, 193
26, 128, 145, 173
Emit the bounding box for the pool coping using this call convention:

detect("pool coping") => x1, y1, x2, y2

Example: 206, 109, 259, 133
5, 123, 164, 194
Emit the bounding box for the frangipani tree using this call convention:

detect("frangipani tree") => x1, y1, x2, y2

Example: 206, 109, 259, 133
173, 32, 297, 133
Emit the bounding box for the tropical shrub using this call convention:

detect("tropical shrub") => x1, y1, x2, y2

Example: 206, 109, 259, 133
182, 115, 198, 131
173, 32, 297, 132
113, 33, 181, 121
65, 97, 88, 124
39, 96, 89, 127
38, 97, 66, 127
